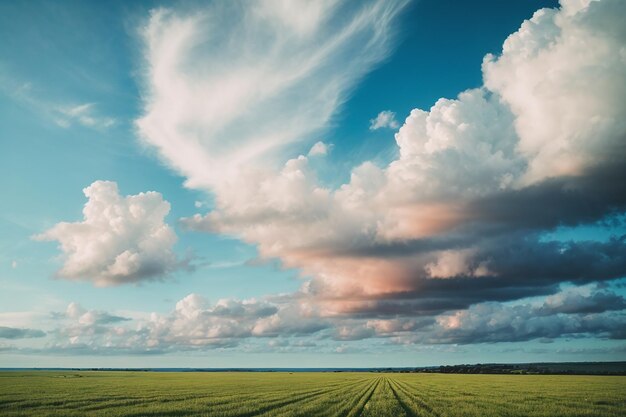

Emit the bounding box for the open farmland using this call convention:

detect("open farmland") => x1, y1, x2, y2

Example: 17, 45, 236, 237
0, 371, 624, 417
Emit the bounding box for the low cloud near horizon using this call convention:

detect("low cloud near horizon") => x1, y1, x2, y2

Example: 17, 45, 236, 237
2, 283, 624, 354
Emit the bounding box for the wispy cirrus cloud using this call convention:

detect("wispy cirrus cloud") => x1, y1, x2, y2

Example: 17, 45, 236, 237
136, 0, 409, 189
0, 77, 116, 130
55, 103, 115, 130
308, 141, 333, 157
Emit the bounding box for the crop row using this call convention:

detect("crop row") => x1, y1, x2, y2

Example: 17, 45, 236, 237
1, 371, 625, 416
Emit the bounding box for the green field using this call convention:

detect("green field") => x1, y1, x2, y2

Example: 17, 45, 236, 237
1, 371, 624, 416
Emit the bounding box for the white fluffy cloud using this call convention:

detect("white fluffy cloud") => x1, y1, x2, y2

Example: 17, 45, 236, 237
35, 181, 183, 286
483, 0, 626, 184
369, 110, 399, 130
42, 294, 328, 353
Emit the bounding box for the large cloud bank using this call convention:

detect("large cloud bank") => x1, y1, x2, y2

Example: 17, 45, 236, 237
87, 0, 626, 348
5, 284, 623, 354
178, 0, 626, 315
36, 181, 184, 286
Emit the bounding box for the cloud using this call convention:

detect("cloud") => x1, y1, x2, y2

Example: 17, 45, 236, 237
425, 249, 491, 279
56, 103, 116, 130
308, 141, 332, 157
7, 284, 623, 354
0, 326, 45, 339
134, 0, 626, 345
11, 260, 17, 269
136, 0, 408, 189
39, 295, 328, 353
180, 0, 626, 318
0, 78, 116, 130
35, 181, 186, 286
369, 110, 399, 130
423, 301, 626, 345
3, 1, 624, 354
329, 286, 626, 344
60, 302, 130, 325
482, 0, 626, 185
540, 285, 626, 315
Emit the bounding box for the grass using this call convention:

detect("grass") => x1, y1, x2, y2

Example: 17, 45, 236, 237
0, 371, 624, 416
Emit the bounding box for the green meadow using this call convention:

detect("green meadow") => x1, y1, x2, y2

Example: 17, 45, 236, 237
1, 371, 624, 417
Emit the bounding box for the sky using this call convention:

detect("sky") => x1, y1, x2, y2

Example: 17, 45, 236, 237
1, 0, 625, 368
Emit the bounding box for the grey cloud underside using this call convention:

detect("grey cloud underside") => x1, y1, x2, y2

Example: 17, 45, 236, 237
299, 160, 626, 317
466, 161, 626, 234
539, 288, 626, 315
0, 326, 45, 339
423, 312, 626, 345
330, 286, 626, 344
302, 234, 626, 318
321, 160, 626, 259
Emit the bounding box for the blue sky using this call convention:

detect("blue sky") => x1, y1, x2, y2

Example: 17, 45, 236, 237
1, 0, 625, 368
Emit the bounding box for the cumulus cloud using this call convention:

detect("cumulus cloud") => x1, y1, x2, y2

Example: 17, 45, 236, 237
40, 295, 327, 353
540, 285, 626, 315
140, 0, 626, 345
425, 301, 626, 345
60, 302, 130, 325
325, 285, 626, 344
35, 181, 186, 286
369, 110, 399, 130
425, 249, 491, 279
429, 308, 621, 345
482, 0, 626, 184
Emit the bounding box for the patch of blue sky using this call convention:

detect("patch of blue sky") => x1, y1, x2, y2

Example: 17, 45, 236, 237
540, 215, 626, 243
0, 0, 302, 316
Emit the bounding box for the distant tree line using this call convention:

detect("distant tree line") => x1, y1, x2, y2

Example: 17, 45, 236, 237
373, 362, 626, 375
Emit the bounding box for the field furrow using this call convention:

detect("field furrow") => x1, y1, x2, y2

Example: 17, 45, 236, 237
254, 376, 372, 417
345, 376, 382, 417
1, 372, 625, 417
357, 378, 408, 417
387, 378, 422, 417
389, 377, 440, 417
